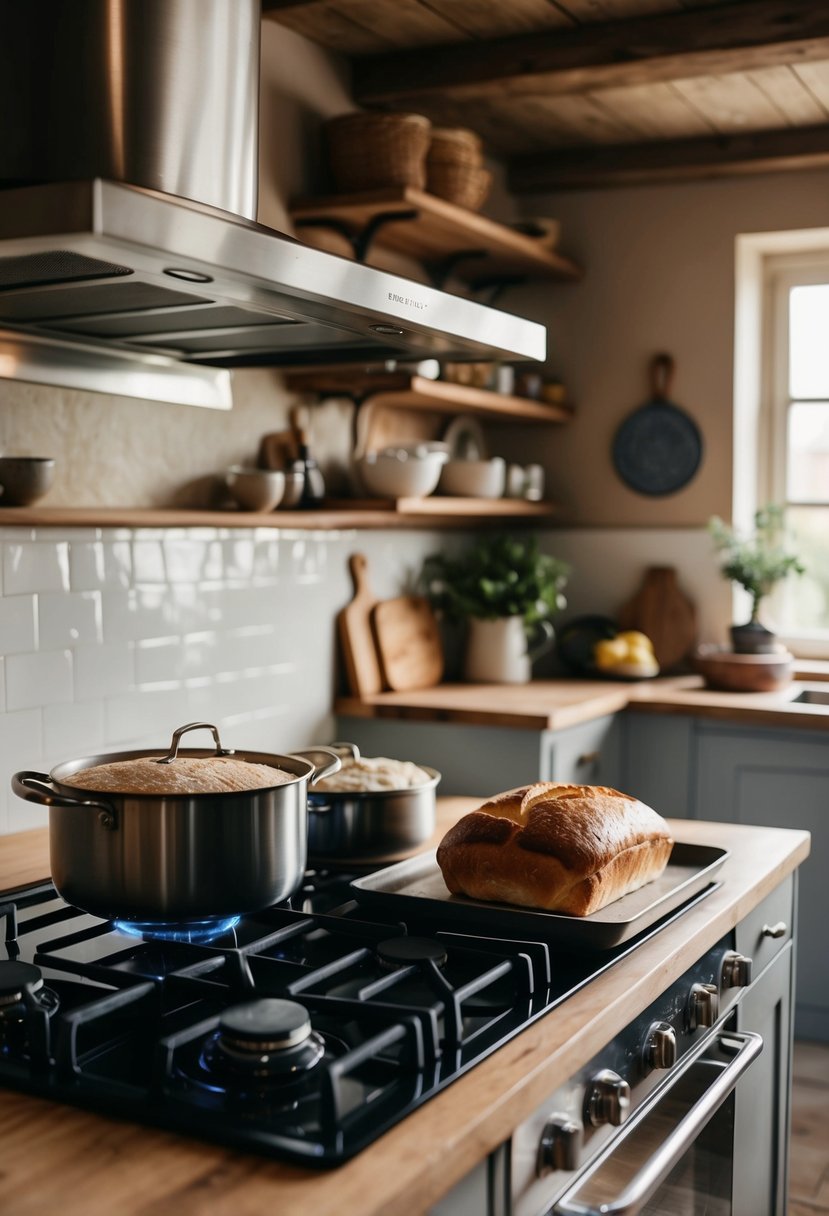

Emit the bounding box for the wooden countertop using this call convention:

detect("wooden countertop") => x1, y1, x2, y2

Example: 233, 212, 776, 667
0, 805, 810, 1216
336, 666, 829, 733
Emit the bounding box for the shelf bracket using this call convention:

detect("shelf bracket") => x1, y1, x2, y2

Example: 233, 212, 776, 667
468, 275, 528, 306
423, 249, 488, 290
293, 209, 419, 263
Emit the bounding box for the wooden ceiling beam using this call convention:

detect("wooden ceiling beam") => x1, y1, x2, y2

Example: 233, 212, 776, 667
508, 123, 829, 191
354, 1, 829, 104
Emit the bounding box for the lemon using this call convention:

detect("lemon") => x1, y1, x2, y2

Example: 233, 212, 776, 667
616, 630, 654, 652
594, 638, 628, 669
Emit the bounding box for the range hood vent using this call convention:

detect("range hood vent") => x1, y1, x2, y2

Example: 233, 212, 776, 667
0, 181, 545, 408
0, 0, 544, 408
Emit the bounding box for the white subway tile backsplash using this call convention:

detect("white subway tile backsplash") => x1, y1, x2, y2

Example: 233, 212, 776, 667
106, 687, 190, 743
6, 650, 72, 710
74, 642, 134, 700
4, 541, 70, 594
0, 707, 43, 777
0, 595, 37, 654
38, 591, 102, 648
132, 540, 166, 584
163, 539, 223, 583
0, 521, 478, 834
70, 540, 132, 591
43, 701, 105, 765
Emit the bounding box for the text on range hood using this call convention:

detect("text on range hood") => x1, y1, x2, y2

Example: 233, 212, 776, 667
0, 180, 546, 409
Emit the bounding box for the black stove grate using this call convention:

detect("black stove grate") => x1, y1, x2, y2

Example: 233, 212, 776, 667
0, 875, 715, 1165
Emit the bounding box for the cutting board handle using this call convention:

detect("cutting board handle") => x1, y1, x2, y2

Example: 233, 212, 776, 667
348, 552, 370, 594
649, 352, 675, 400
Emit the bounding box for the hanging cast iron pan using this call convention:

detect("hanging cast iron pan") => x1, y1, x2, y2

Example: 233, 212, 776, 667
612, 353, 703, 496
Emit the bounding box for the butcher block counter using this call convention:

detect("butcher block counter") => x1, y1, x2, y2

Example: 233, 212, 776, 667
0, 803, 810, 1216
335, 666, 829, 734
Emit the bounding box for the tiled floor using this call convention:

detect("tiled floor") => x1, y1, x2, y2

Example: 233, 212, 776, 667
790, 1041, 829, 1214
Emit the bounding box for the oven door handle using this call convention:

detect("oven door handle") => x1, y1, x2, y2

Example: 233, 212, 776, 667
554, 1029, 763, 1216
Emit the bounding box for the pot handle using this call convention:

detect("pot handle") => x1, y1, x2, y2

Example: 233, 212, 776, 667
156, 721, 235, 764
287, 748, 342, 786
527, 619, 556, 663
11, 771, 118, 830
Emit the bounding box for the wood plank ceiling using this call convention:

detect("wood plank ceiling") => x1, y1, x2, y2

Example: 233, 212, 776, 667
262, 0, 829, 189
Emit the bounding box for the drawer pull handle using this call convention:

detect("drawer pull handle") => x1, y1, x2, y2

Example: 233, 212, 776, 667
577, 751, 601, 766
761, 922, 787, 939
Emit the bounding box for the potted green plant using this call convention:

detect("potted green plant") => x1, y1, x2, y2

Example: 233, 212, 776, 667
708, 505, 805, 653
420, 535, 569, 682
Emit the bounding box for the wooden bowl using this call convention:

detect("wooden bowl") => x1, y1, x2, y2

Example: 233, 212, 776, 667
694, 643, 794, 692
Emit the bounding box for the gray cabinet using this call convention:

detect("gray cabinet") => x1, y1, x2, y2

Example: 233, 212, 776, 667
334, 713, 622, 796
625, 711, 827, 1042
621, 711, 694, 818
694, 724, 828, 1042
734, 940, 794, 1216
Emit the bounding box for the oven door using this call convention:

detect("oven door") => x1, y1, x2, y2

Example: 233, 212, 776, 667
551, 1030, 762, 1216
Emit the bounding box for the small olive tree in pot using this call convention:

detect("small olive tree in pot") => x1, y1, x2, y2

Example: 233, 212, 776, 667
708, 505, 805, 653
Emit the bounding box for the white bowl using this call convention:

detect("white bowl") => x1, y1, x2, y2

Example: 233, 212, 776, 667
225, 466, 285, 512
357, 450, 447, 499
438, 457, 505, 498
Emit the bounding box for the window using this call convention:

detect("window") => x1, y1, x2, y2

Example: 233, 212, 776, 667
763, 256, 829, 647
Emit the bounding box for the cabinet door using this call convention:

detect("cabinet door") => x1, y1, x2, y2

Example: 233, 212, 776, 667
734, 942, 793, 1216
695, 725, 829, 1042
546, 715, 622, 788
621, 712, 693, 818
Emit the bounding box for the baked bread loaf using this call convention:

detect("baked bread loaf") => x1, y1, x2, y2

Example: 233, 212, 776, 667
61, 756, 292, 795
436, 783, 673, 916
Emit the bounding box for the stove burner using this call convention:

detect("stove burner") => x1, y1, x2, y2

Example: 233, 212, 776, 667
377, 936, 448, 970
113, 916, 241, 943
0, 960, 43, 1007
212, 999, 325, 1079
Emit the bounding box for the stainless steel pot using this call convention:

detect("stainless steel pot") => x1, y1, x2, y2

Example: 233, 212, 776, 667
306, 743, 439, 859
11, 722, 340, 925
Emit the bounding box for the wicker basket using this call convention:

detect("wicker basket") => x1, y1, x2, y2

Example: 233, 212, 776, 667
427, 127, 483, 169
427, 162, 492, 211
323, 112, 432, 193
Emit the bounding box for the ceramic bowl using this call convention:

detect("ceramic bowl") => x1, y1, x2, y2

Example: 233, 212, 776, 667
357, 448, 447, 499
225, 466, 285, 512
438, 457, 505, 498
0, 456, 55, 506
278, 469, 306, 509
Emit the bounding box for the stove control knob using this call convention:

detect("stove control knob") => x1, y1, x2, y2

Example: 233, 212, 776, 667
643, 1021, 677, 1071
585, 1070, 631, 1128
536, 1115, 583, 1176
688, 982, 719, 1030
721, 951, 753, 988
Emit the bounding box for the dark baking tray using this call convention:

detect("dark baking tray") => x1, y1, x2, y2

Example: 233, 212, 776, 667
350, 842, 728, 950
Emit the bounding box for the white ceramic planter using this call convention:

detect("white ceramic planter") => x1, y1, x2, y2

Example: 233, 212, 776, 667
463, 616, 555, 684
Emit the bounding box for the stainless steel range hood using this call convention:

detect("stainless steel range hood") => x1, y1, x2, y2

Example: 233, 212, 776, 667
0, 180, 545, 410
0, 0, 545, 410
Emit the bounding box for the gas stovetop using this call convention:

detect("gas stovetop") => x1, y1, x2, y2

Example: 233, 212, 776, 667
0, 871, 710, 1166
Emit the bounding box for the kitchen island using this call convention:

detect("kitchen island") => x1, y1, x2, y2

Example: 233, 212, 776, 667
0, 803, 809, 1216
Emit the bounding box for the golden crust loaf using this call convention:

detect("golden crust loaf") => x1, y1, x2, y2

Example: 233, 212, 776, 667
436, 782, 673, 916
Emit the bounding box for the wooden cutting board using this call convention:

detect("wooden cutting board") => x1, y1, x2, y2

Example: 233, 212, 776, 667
372, 595, 444, 691
337, 553, 383, 697
618, 566, 697, 672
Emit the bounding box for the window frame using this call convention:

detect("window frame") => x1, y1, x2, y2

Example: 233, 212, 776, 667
761, 251, 829, 655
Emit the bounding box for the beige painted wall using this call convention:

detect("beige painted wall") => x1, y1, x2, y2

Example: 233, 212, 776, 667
508, 168, 829, 527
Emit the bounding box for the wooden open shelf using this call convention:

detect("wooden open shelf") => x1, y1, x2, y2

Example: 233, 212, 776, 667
0, 501, 557, 531
285, 370, 573, 423
289, 186, 581, 286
